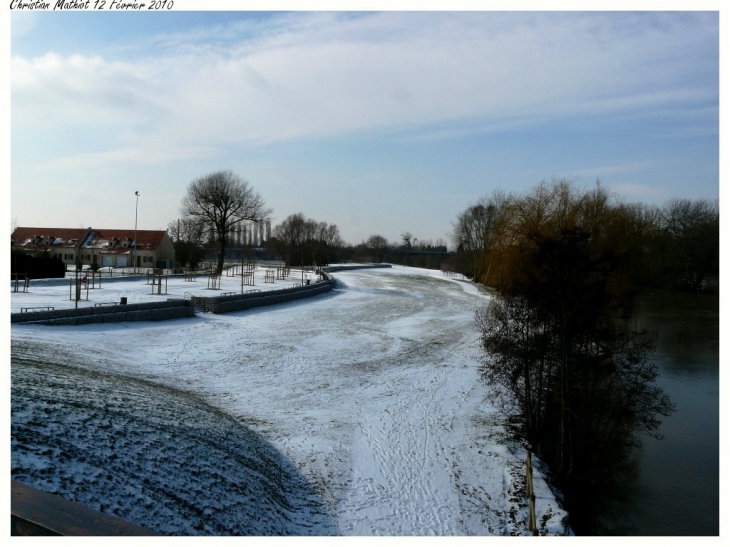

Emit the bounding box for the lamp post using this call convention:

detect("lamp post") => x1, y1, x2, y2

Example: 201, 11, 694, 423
74, 247, 80, 309
134, 191, 140, 275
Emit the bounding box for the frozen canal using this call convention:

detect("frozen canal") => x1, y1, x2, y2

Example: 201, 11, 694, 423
11, 266, 568, 535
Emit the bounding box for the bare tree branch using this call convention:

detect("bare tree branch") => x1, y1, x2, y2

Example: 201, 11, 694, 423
180, 170, 271, 274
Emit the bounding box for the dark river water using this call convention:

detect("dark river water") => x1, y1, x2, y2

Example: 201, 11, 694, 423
604, 290, 719, 535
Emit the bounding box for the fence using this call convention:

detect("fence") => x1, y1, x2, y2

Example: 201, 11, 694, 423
526, 452, 538, 535
11, 299, 194, 326
12, 273, 30, 293
11, 265, 383, 324
196, 274, 335, 314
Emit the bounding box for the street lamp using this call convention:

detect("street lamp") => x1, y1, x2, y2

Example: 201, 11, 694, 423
134, 191, 140, 275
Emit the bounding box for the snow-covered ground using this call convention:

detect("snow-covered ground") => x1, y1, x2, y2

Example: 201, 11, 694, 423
10, 265, 320, 313
10, 266, 569, 536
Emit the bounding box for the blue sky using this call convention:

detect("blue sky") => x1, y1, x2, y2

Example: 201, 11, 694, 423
7, 4, 721, 247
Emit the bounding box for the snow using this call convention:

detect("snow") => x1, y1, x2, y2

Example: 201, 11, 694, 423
10, 265, 321, 313
10, 265, 569, 536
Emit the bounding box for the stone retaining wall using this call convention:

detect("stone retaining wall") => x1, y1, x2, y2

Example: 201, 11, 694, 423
10, 265, 393, 325
323, 264, 392, 273
197, 275, 335, 314
11, 299, 194, 326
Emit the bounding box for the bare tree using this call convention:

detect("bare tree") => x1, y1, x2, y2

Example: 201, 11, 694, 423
476, 179, 675, 526
366, 234, 391, 262
660, 198, 719, 291
167, 216, 209, 269
180, 171, 271, 274
314, 221, 343, 266
272, 213, 310, 266
401, 232, 414, 248
451, 190, 511, 284
167, 216, 207, 245
272, 213, 343, 267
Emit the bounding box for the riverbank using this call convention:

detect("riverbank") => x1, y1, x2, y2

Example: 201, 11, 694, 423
11, 267, 569, 535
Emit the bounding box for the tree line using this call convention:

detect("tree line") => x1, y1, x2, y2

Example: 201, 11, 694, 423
166, 171, 348, 272
167, 170, 453, 273
162, 170, 715, 532
451, 181, 719, 292
453, 179, 719, 533
168, 171, 272, 274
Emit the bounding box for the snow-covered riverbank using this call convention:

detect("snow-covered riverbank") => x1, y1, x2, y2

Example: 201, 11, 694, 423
9, 265, 323, 313
11, 266, 569, 535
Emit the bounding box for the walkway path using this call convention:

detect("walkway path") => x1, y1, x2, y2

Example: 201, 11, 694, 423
11, 267, 567, 535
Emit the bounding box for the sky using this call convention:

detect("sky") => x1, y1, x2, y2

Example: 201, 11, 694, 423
5, 2, 722, 248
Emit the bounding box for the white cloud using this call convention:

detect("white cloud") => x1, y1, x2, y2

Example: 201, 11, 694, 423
578, 162, 658, 176
39, 144, 219, 171
12, 53, 159, 130
609, 183, 670, 201
11, 12, 718, 169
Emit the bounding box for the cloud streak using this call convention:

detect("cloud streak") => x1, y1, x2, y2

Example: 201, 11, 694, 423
12, 11, 718, 160
10, 10, 719, 242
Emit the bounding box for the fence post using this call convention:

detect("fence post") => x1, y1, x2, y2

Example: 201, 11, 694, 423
526, 451, 538, 535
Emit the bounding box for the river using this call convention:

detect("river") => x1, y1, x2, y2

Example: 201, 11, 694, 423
604, 290, 719, 535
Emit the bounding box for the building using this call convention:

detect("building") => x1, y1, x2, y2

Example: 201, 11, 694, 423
11, 227, 176, 270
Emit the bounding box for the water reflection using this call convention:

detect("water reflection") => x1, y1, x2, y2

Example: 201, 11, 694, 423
634, 291, 718, 372
605, 291, 719, 536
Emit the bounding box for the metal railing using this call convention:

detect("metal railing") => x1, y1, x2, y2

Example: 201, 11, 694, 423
11, 480, 161, 536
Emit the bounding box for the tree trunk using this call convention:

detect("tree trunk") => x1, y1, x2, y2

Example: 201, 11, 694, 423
216, 239, 226, 275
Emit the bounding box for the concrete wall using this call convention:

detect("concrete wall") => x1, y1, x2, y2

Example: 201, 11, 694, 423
12, 480, 161, 536
10, 265, 393, 325
323, 264, 393, 273
196, 264, 393, 314
197, 276, 335, 314
11, 299, 194, 326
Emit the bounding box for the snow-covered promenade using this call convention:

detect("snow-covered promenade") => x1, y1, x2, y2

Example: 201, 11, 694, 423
11, 266, 568, 535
